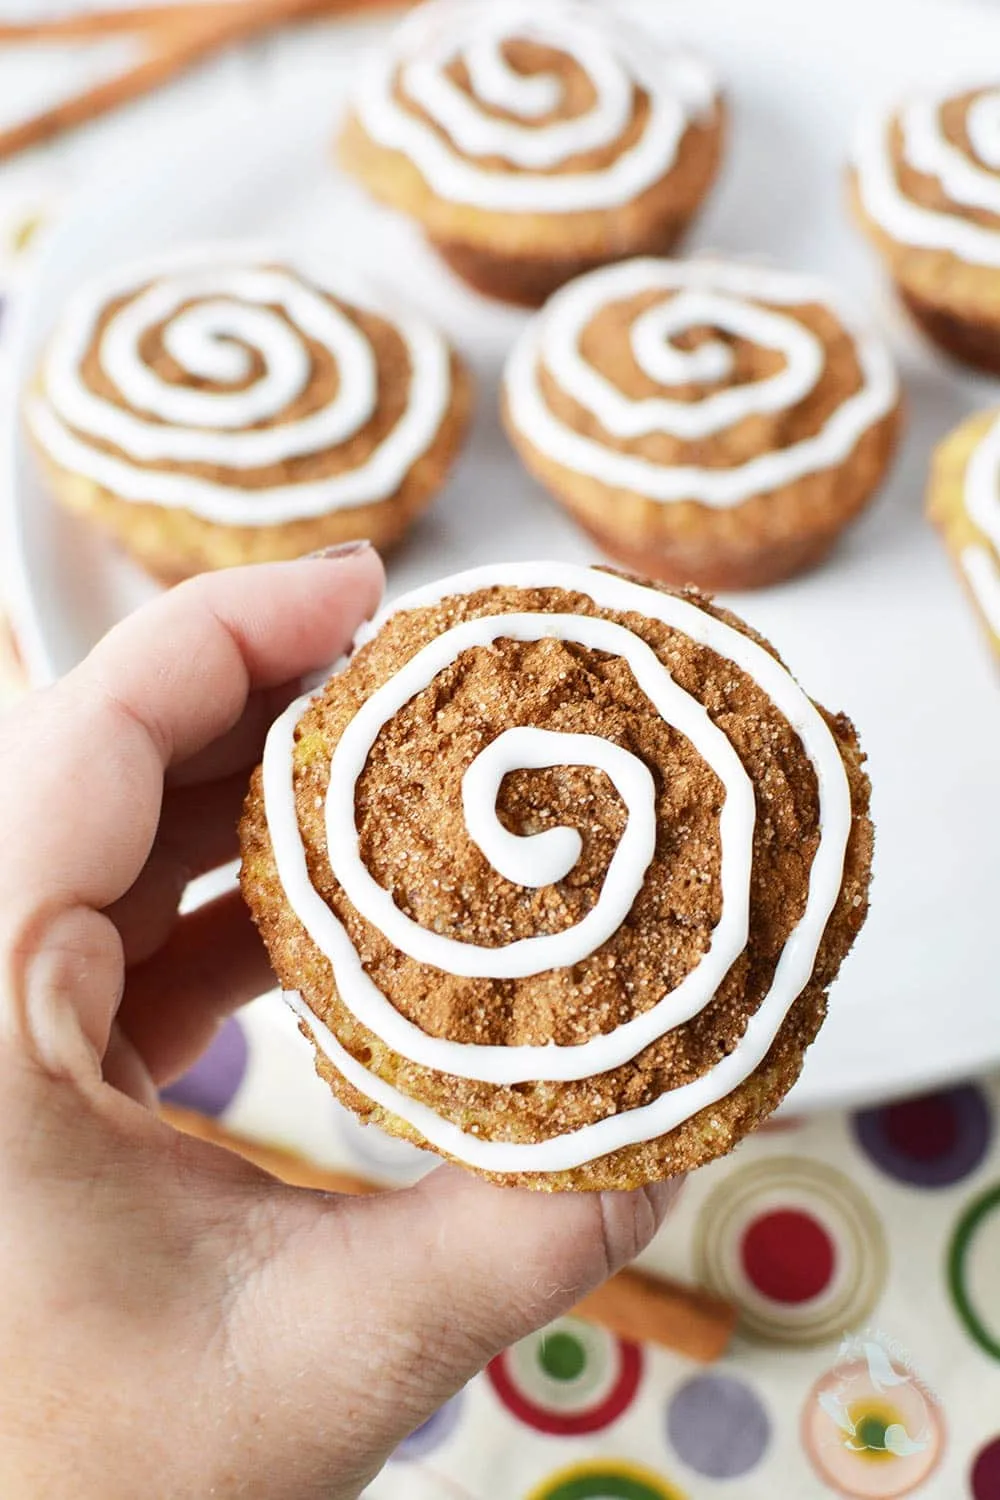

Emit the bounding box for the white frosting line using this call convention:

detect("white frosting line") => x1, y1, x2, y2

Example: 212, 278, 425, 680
405, 19, 632, 169
503, 259, 898, 507
354, 0, 718, 214
324, 612, 752, 985
961, 545, 1000, 639
462, 728, 621, 888
262, 563, 854, 1171
854, 90, 1000, 266
27, 245, 453, 525
906, 94, 1000, 214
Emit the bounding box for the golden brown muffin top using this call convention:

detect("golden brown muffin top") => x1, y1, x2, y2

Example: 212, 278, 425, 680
240, 574, 872, 1165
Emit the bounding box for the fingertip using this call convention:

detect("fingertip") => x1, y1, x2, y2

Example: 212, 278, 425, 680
295, 541, 385, 617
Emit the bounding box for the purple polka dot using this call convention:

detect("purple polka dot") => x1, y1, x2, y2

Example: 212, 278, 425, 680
853, 1085, 992, 1188
666, 1373, 769, 1479
391, 1391, 464, 1461
161, 1017, 248, 1116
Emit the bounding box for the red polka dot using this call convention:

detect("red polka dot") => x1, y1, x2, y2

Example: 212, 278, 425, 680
740, 1209, 835, 1304
973, 1437, 1000, 1500
883, 1094, 958, 1163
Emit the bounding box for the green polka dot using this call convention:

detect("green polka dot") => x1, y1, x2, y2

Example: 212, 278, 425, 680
538, 1478, 667, 1500
538, 1332, 587, 1382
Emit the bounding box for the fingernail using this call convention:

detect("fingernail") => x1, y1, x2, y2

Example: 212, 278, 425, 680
302, 539, 372, 560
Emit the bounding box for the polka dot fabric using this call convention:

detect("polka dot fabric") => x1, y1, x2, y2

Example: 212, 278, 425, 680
167, 999, 1000, 1500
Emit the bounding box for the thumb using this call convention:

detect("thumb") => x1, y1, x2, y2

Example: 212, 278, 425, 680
228, 1165, 680, 1497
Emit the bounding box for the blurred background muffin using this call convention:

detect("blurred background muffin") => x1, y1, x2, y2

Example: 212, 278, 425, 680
339, 0, 724, 306
852, 82, 1000, 373
503, 258, 902, 590
25, 246, 471, 581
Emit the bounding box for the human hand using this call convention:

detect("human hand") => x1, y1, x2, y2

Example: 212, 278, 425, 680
0, 549, 678, 1500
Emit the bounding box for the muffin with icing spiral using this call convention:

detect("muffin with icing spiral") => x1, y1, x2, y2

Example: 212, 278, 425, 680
852, 82, 1000, 372
928, 407, 1000, 661
239, 561, 874, 1191
25, 247, 471, 583
502, 258, 902, 591
338, 0, 724, 307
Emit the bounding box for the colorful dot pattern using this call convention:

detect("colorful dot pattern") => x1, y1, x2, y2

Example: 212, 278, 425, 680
170, 1003, 1000, 1500
487, 1319, 644, 1436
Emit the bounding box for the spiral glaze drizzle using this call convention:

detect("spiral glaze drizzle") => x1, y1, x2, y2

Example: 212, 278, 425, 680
263, 562, 854, 1173
27, 247, 453, 525
504, 259, 898, 508
352, 0, 718, 214
854, 85, 1000, 266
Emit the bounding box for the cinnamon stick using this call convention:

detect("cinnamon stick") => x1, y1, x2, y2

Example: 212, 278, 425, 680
162, 1103, 736, 1363
163, 1103, 382, 1195
0, 0, 400, 161
573, 1267, 736, 1365
0, 0, 396, 42
0, 8, 240, 41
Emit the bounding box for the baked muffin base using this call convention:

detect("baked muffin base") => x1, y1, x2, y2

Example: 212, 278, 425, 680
30, 358, 472, 584
338, 106, 725, 309
901, 289, 1000, 376
504, 395, 903, 593
301, 991, 826, 1191
575, 512, 847, 593
429, 218, 688, 310
849, 175, 1000, 376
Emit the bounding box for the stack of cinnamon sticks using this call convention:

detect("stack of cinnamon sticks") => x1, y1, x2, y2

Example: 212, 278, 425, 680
0, 0, 399, 162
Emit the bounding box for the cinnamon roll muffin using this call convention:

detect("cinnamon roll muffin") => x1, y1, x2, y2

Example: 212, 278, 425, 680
240, 562, 874, 1191
928, 408, 1000, 660
338, 0, 724, 307
25, 247, 471, 582
852, 82, 1000, 372
502, 258, 902, 590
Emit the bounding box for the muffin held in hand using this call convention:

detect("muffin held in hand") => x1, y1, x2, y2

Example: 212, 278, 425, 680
502, 258, 902, 590
851, 83, 1000, 373
928, 408, 1000, 660
240, 561, 874, 1191
338, 0, 724, 307
25, 248, 471, 583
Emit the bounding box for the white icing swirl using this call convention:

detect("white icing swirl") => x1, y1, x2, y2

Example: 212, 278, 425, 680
854, 86, 1000, 266
503, 259, 898, 507
26, 246, 453, 525
262, 562, 854, 1174
353, 0, 718, 213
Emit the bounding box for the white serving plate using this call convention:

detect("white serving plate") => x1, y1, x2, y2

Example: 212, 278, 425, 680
3, 0, 1000, 1116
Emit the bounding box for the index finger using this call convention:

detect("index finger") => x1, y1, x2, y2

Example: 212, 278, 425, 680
84, 548, 384, 769
0, 548, 383, 918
